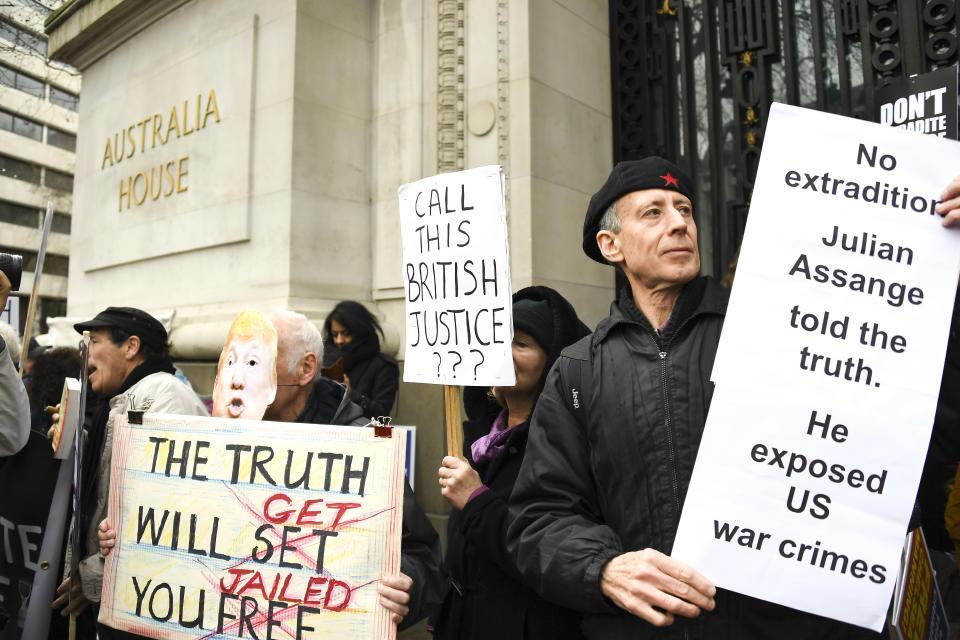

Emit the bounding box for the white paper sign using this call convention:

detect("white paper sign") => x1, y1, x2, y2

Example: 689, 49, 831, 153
398, 166, 514, 386
1, 296, 19, 333
672, 103, 960, 632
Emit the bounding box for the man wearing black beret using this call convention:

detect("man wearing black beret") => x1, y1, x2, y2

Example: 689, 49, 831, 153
506, 157, 886, 638
53, 306, 208, 636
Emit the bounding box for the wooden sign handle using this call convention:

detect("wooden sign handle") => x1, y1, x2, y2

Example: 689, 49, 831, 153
444, 385, 462, 458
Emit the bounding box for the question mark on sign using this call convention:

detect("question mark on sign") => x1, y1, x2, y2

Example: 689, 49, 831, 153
448, 351, 463, 376
470, 349, 484, 379
433, 352, 442, 377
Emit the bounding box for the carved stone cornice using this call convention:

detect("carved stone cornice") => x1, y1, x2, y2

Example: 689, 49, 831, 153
437, 0, 465, 172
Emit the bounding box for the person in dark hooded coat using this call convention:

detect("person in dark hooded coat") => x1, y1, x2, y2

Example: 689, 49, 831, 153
431, 286, 590, 640
322, 301, 400, 419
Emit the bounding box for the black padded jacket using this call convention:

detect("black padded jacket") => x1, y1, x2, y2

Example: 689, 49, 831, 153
507, 277, 880, 640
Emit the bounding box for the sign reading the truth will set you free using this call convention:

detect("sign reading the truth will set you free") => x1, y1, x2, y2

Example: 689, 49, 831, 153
672, 103, 960, 632
398, 166, 515, 386
98, 414, 406, 640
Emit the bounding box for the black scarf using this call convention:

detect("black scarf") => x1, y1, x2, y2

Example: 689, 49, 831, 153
77, 359, 175, 556
325, 336, 380, 373
294, 377, 345, 425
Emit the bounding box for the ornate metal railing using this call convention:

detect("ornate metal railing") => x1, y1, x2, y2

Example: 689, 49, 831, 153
610, 0, 959, 276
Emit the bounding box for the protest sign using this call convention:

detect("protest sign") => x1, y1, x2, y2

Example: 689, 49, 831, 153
99, 414, 406, 640
1, 296, 18, 334
876, 66, 958, 139
672, 103, 960, 631
892, 528, 948, 640
397, 166, 514, 386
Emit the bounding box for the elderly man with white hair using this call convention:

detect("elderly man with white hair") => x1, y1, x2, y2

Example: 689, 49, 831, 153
263, 309, 444, 631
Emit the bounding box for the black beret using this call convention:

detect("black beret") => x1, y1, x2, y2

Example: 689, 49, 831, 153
74, 307, 168, 350
582, 157, 695, 264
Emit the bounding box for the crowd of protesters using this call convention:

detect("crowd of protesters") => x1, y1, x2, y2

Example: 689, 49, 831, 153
0, 160, 958, 640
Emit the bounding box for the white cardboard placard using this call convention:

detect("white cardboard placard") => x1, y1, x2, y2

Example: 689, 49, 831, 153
398, 166, 515, 386
673, 103, 960, 632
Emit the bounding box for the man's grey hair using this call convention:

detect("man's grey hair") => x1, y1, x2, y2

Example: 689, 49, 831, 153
598, 199, 621, 234
266, 309, 324, 379
0, 322, 20, 365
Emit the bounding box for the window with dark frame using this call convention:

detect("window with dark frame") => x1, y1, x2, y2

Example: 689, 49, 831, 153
0, 200, 39, 228
0, 18, 47, 57
46, 127, 76, 152
0, 154, 40, 184
0, 63, 44, 99
48, 86, 78, 111
44, 168, 73, 192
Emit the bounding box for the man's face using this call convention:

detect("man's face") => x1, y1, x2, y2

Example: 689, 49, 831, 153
263, 335, 298, 421
87, 328, 134, 396
601, 189, 700, 292
212, 335, 277, 420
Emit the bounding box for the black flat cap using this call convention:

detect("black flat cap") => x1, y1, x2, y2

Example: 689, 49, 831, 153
582, 157, 694, 264
74, 307, 168, 349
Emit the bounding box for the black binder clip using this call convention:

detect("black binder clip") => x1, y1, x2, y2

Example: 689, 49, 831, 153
372, 416, 392, 438
127, 410, 144, 425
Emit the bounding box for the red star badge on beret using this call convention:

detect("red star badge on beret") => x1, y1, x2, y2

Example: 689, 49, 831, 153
660, 172, 679, 189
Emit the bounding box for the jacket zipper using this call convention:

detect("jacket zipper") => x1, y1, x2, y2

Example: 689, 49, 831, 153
656, 347, 682, 532
655, 342, 691, 640
665, 313, 709, 640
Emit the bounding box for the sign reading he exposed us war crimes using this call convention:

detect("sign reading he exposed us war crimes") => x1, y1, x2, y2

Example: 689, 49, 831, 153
876, 66, 959, 139
672, 103, 960, 631
98, 414, 406, 640
397, 166, 515, 386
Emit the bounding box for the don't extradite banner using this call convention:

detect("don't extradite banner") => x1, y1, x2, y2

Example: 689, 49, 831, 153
99, 414, 406, 640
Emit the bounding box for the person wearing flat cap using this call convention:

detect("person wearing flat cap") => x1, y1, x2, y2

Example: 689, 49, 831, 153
52, 307, 207, 638
506, 157, 883, 639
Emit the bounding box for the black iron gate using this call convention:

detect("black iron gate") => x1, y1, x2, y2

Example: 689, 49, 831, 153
610, 0, 960, 277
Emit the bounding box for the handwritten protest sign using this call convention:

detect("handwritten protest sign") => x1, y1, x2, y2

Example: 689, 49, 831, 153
398, 166, 514, 386
99, 414, 406, 640
672, 103, 960, 631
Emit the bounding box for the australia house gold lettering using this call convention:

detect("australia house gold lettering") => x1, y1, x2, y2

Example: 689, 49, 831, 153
117, 156, 191, 212
105, 88, 220, 211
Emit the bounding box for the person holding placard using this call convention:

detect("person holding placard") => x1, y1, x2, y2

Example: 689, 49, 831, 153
322, 301, 400, 419
0, 270, 29, 458
54, 307, 208, 636
506, 157, 888, 639
432, 286, 590, 640
267, 309, 441, 629
99, 309, 443, 633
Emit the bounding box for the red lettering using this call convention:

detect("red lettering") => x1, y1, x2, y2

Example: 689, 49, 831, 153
324, 579, 352, 611
296, 499, 325, 526
326, 503, 362, 529
263, 493, 294, 523
220, 568, 252, 594
238, 572, 269, 600
303, 576, 328, 605
278, 572, 298, 603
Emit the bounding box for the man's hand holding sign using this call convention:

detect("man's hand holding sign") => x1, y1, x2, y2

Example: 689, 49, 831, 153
937, 177, 960, 227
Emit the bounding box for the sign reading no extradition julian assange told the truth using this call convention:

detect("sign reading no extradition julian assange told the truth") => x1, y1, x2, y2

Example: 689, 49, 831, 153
98, 414, 406, 640
672, 103, 960, 631
397, 166, 515, 386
